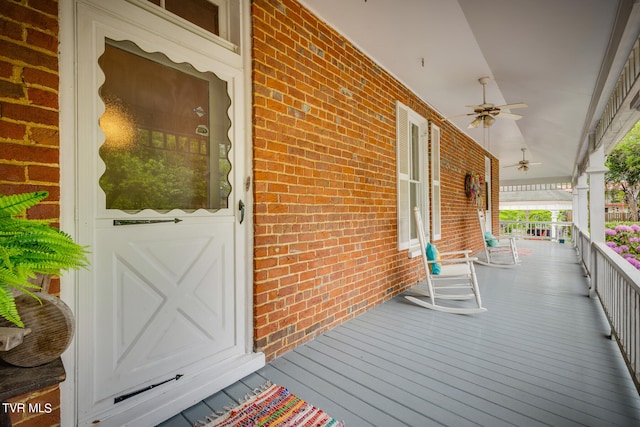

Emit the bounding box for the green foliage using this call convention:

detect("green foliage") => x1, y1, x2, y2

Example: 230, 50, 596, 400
0, 191, 89, 327
528, 210, 552, 222
499, 210, 526, 221
606, 121, 640, 220
607, 188, 625, 204
499, 209, 569, 234
499, 210, 565, 222
99, 141, 231, 211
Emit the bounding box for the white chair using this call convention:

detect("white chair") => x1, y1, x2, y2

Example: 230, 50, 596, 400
476, 209, 519, 268
404, 207, 487, 314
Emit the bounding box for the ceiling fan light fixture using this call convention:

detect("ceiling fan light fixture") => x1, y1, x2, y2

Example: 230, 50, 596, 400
468, 117, 482, 128
483, 115, 495, 127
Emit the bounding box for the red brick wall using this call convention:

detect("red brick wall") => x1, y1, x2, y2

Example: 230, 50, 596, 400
252, 0, 496, 360
0, 1, 61, 426
0, 0, 60, 228
6, 386, 61, 427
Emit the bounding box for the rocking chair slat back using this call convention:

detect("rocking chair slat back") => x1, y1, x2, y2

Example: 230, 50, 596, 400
404, 207, 486, 314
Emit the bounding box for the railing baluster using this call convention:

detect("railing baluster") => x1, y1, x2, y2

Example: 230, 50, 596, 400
585, 238, 640, 393
500, 220, 573, 243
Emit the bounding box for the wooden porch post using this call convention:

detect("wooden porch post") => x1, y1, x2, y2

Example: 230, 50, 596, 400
587, 146, 607, 243
574, 174, 589, 232
587, 146, 608, 295
550, 209, 559, 240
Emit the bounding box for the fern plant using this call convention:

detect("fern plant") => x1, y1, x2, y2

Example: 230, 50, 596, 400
0, 191, 89, 327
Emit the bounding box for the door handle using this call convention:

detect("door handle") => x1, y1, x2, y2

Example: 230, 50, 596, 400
238, 200, 245, 224
113, 218, 182, 226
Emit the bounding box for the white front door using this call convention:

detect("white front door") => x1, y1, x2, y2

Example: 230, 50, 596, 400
73, 1, 262, 425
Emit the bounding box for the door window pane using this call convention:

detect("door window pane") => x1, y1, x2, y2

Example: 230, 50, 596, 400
145, 0, 219, 35
98, 39, 231, 212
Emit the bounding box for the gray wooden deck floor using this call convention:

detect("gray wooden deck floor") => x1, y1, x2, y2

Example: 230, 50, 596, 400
158, 240, 640, 426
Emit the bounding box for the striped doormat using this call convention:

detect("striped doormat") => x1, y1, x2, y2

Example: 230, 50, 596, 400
199, 383, 344, 427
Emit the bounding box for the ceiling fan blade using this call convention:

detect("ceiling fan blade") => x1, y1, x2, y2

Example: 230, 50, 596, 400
496, 103, 528, 110
446, 112, 476, 120
495, 112, 523, 120
454, 78, 527, 128
504, 161, 542, 168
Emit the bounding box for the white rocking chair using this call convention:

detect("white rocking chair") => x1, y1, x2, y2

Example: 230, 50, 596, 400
475, 210, 519, 268
404, 207, 487, 314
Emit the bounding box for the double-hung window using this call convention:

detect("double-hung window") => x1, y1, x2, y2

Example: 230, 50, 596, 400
396, 101, 429, 255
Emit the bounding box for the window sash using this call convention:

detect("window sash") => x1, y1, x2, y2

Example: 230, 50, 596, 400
431, 123, 442, 240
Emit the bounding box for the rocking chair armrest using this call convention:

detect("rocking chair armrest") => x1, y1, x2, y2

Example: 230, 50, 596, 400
495, 236, 516, 243
438, 250, 473, 257
434, 257, 478, 264
487, 245, 514, 251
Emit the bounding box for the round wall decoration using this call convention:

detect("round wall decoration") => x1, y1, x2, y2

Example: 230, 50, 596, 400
465, 172, 485, 206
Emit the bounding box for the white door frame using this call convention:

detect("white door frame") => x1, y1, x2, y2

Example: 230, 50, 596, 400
58, 1, 262, 425
485, 155, 492, 232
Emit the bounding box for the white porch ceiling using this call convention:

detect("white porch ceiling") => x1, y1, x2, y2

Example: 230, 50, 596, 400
298, 0, 640, 185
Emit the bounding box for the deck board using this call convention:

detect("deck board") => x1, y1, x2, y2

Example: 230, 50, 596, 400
328, 309, 584, 427
159, 241, 640, 426
305, 333, 518, 427
263, 358, 389, 425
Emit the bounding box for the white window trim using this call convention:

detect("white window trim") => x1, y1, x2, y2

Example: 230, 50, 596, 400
396, 101, 429, 257
431, 123, 442, 241
126, 0, 236, 52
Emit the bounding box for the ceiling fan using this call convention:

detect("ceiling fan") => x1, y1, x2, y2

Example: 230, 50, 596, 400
503, 148, 542, 172
449, 77, 528, 128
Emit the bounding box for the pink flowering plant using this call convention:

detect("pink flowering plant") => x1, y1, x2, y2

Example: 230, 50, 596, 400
605, 223, 640, 270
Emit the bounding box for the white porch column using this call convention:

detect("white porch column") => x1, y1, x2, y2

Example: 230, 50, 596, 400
573, 173, 589, 232
587, 146, 608, 243
574, 174, 589, 232
572, 187, 579, 228
550, 210, 558, 240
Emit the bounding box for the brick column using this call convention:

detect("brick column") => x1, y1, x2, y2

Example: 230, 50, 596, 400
0, 1, 63, 426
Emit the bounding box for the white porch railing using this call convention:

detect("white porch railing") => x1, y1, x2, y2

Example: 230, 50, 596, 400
575, 226, 591, 276
574, 224, 640, 392
499, 220, 573, 243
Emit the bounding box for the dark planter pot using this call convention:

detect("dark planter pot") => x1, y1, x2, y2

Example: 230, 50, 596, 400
0, 275, 75, 367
